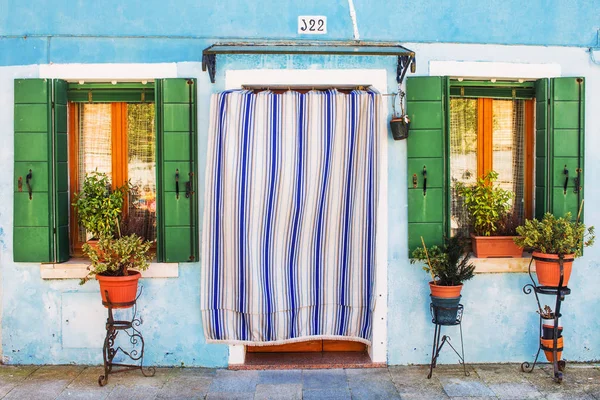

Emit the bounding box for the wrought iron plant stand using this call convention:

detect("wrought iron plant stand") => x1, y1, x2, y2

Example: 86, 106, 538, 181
521, 255, 568, 383
427, 303, 469, 379
98, 286, 156, 386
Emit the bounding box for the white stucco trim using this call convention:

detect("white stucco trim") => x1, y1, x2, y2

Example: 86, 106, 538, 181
40, 261, 179, 279
225, 69, 389, 365
429, 61, 561, 79
39, 63, 178, 81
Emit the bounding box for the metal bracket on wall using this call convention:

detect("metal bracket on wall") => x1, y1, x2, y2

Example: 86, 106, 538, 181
397, 54, 416, 85
202, 53, 217, 84
202, 41, 416, 84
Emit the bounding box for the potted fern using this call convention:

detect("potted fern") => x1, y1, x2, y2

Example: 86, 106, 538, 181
411, 236, 476, 323
455, 170, 523, 258
514, 212, 594, 287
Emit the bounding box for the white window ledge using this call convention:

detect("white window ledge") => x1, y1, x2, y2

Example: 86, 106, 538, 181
472, 253, 534, 274
40, 259, 178, 280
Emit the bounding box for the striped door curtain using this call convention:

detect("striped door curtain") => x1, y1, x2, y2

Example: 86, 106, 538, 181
201, 89, 381, 346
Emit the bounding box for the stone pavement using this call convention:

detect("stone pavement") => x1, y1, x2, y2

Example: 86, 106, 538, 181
0, 363, 599, 399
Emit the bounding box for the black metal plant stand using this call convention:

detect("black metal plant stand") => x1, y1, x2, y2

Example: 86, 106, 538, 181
521, 255, 569, 383
98, 286, 156, 386
427, 303, 469, 379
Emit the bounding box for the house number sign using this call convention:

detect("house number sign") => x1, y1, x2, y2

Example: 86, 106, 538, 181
298, 16, 327, 34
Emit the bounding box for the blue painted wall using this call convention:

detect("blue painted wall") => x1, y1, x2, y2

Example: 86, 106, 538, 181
1, 0, 600, 367
1, 0, 599, 66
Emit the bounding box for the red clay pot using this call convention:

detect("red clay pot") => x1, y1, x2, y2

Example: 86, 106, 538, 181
96, 270, 141, 309
540, 336, 563, 362
429, 282, 463, 298
470, 234, 523, 258
533, 252, 574, 287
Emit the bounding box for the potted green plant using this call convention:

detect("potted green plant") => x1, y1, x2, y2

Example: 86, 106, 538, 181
514, 212, 594, 287
455, 170, 523, 258
411, 236, 476, 323
81, 234, 152, 308
72, 171, 129, 241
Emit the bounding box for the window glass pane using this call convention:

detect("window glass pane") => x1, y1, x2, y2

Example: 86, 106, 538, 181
126, 103, 156, 242
78, 104, 112, 241
450, 98, 478, 237
492, 100, 525, 223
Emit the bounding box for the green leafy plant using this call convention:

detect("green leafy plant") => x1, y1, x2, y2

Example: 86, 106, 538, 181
455, 170, 514, 237
72, 171, 129, 239
514, 212, 595, 257
80, 234, 152, 285
411, 236, 476, 286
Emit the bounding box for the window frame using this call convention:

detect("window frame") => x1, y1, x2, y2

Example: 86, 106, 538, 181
448, 96, 535, 225
68, 102, 157, 256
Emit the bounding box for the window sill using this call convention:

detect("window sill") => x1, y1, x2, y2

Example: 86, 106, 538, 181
472, 253, 533, 274
40, 259, 179, 280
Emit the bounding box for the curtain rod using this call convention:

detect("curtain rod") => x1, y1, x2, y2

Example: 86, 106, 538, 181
242, 84, 372, 91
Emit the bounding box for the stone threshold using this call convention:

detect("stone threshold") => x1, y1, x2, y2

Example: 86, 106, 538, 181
230, 352, 386, 370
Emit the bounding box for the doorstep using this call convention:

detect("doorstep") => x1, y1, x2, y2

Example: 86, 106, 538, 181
229, 351, 386, 370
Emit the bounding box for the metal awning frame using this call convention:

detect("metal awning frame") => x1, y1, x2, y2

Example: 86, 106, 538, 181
202, 41, 416, 84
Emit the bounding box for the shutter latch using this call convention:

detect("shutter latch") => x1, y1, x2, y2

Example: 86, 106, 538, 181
563, 165, 569, 195
574, 168, 582, 194
422, 166, 427, 196
26, 169, 33, 200
175, 169, 180, 199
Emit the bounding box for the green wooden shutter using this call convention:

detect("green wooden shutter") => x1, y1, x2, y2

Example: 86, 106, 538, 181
406, 76, 448, 252
548, 77, 585, 220
14, 79, 69, 262
155, 78, 199, 262
534, 78, 549, 219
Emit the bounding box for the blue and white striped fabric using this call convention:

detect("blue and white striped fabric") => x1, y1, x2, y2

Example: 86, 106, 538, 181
201, 89, 381, 346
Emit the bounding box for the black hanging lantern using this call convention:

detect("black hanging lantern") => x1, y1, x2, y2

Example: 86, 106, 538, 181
390, 90, 410, 140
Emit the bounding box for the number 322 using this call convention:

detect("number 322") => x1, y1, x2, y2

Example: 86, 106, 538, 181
300, 18, 325, 32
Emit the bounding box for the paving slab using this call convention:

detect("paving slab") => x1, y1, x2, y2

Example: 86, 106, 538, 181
302, 369, 348, 390
254, 383, 302, 400
475, 364, 530, 384
208, 369, 258, 393
206, 392, 254, 400
388, 365, 447, 397
105, 385, 160, 400
439, 377, 496, 397
4, 365, 85, 400
258, 370, 302, 384
303, 388, 352, 400
0, 366, 38, 398
488, 382, 544, 399
156, 371, 212, 399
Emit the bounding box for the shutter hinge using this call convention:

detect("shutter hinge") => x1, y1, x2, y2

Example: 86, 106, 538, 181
51, 101, 55, 109
547, 98, 551, 105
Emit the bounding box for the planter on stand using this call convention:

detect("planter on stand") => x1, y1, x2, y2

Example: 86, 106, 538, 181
470, 234, 523, 258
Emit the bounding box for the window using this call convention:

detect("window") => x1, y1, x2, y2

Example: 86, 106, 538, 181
68, 102, 157, 255
13, 78, 198, 263
406, 76, 585, 253
449, 97, 535, 236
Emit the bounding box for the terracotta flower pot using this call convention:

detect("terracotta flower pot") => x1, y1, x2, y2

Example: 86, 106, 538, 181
540, 336, 563, 362
532, 252, 575, 287
429, 282, 463, 298
96, 270, 141, 309
470, 234, 523, 258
